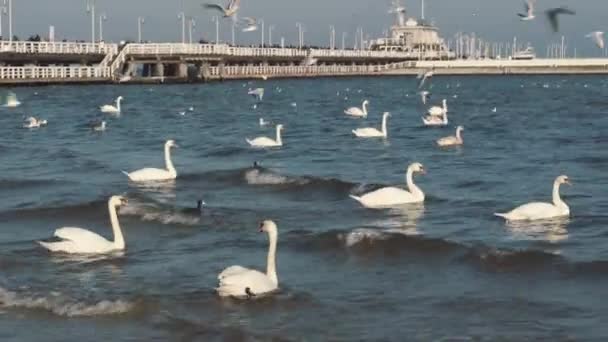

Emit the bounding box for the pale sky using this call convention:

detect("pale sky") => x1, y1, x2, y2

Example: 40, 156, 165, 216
4, 0, 607, 56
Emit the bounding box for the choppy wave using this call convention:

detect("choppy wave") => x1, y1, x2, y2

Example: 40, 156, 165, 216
119, 199, 201, 226
0, 287, 134, 317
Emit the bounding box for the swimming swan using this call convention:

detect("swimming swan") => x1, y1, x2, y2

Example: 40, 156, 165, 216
437, 126, 464, 147
23, 117, 48, 129
247, 124, 283, 148
352, 112, 390, 138
344, 100, 369, 117
427, 99, 448, 116
38, 196, 128, 254
122, 140, 178, 182
350, 162, 426, 208
422, 110, 448, 126
495, 175, 571, 221
100, 96, 124, 114
217, 220, 279, 298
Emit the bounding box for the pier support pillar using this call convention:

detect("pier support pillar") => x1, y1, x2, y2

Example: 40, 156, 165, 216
153, 63, 165, 77
124, 62, 136, 77
178, 63, 188, 78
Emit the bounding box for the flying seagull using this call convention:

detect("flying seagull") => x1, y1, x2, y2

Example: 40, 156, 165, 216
203, 0, 240, 18
586, 31, 605, 49
419, 91, 431, 105
417, 70, 434, 89
248, 88, 265, 102
546, 7, 576, 33
241, 17, 258, 32
517, 0, 535, 21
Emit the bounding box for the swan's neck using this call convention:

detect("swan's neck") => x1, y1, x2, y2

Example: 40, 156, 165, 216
406, 169, 424, 200
443, 111, 448, 124
456, 128, 462, 141
266, 230, 278, 286
109, 202, 125, 249
443, 100, 447, 112
362, 102, 368, 115
552, 181, 567, 209
116, 98, 121, 111
275, 127, 282, 145
381, 115, 389, 136
165, 145, 176, 176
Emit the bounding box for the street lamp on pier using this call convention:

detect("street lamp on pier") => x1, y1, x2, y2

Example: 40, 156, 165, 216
137, 17, 145, 43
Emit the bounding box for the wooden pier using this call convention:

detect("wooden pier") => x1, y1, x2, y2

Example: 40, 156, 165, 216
1, 40, 608, 85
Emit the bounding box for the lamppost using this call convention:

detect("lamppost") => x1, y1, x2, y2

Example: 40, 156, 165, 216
329, 25, 335, 49
86, 0, 96, 43
268, 25, 274, 47
211, 15, 219, 44
0, 4, 6, 40
260, 19, 265, 47
188, 17, 196, 44
296, 22, 303, 49
4, 0, 11, 42
98, 13, 107, 42
137, 17, 145, 43
178, 12, 186, 43
342, 32, 347, 50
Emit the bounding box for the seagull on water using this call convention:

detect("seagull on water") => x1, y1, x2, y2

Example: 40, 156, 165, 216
417, 70, 434, 89
203, 0, 240, 19
586, 31, 605, 49
517, 0, 535, 21
546, 7, 576, 33
241, 17, 259, 32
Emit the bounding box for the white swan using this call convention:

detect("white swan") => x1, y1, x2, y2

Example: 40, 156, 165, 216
38, 196, 128, 254
352, 112, 390, 138
350, 162, 426, 208
437, 125, 464, 147
217, 220, 279, 298
428, 99, 448, 116
259, 118, 269, 126
92, 121, 106, 132
122, 140, 178, 182
23, 117, 47, 129
422, 111, 448, 126
495, 175, 571, 221
247, 124, 283, 148
344, 100, 369, 117
100, 96, 123, 114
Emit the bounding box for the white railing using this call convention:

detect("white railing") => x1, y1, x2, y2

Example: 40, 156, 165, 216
0, 40, 118, 55
412, 58, 608, 69
207, 64, 387, 77
0, 66, 111, 80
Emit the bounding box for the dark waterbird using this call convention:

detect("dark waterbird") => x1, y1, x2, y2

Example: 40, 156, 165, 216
546, 7, 576, 33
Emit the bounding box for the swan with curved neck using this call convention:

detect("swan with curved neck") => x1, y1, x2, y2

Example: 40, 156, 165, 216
422, 110, 448, 126
38, 196, 128, 254
217, 220, 279, 298
350, 163, 426, 208
495, 175, 571, 221
344, 100, 369, 117
352, 112, 390, 138
437, 125, 464, 146
428, 99, 448, 116
123, 139, 178, 181
100, 96, 124, 114
247, 124, 283, 148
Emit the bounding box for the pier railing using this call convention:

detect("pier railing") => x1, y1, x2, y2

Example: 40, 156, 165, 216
0, 41, 117, 55
208, 64, 393, 78
0, 66, 111, 81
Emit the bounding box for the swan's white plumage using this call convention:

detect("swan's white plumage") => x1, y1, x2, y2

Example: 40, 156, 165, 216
124, 140, 178, 182
352, 112, 390, 138
351, 162, 426, 208
38, 196, 127, 254
100, 96, 123, 114
217, 220, 279, 298
437, 126, 464, 146
344, 100, 369, 117
247, 124, 283, 148
422, 111, 448, 126
495, 175, 571, 221
428, 99, 448, 116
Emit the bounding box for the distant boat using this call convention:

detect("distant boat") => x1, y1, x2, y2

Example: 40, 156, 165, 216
511, 46, 536, 60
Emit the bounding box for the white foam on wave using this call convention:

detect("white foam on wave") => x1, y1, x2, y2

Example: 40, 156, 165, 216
340, 228, 387, 247
0, 287, 134, 317
244, 169, 299, 185
120, 202, 200, 225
